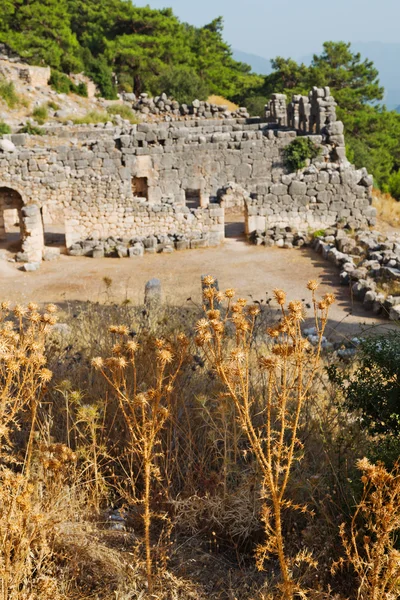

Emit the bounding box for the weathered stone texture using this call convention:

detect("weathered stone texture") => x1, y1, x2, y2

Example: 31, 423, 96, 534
0, 88, 374, 261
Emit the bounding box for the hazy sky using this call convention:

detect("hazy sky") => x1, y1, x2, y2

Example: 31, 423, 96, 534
133, 0, 400, 59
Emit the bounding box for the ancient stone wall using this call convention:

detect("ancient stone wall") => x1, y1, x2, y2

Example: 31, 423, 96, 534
0, 88, 375, 261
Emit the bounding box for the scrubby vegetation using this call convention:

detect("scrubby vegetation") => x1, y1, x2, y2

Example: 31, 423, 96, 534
0, 280, 399, 599
70, 110, 108, 125
32, 104, 49, 124
106, 103, 139, 123
0, 121, 11, 135
17, 122, 45, 135
283, 137, 321, 172
0, 77, 20, 108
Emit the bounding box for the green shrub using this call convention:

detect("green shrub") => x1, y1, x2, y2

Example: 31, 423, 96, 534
0, 122, 11, 135
158, 66, 210, 105
32, 105, 49, 125
388, 169, 400, 201
47, 101, 60, 111
0, 78, 20, 108
71, 111, 108, 125
49, 70, 72, 94
49, 71, 88, 97
328, 332, 400, 439
75, 82, 88, 98
106, 104, 138, 124
312, 229, 326, 238
18, 123, 45, 135
283, 137, 321, 172
242, 95, 266, 117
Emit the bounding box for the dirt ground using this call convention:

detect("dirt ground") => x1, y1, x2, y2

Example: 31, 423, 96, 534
0, 231, 397, 344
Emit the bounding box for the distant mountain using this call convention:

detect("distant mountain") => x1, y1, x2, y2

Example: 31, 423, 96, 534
232, 49, 272, 75
234, 42, 400, 110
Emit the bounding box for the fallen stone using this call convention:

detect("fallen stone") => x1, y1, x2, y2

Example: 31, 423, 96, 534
21, 262, 40, 272
0, 139, 16, 153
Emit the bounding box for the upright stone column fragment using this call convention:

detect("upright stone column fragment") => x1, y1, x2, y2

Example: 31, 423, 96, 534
20, 205, 44, 262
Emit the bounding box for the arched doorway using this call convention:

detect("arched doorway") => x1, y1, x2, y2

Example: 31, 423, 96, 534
0, 187, 24, 251
0, 186, 44, 261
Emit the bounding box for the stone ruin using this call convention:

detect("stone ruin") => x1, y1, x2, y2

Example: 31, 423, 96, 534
0, 86, 376, 263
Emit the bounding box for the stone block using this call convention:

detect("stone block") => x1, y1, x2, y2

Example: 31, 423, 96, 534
145, 278, 162, 305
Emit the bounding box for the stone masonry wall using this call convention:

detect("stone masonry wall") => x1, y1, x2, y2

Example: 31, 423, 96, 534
0, 88, 375, 261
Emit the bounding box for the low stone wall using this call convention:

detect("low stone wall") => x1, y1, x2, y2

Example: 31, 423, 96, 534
245, 162, 375, 236
123, 92, 250, 121
312, 229, 400, 321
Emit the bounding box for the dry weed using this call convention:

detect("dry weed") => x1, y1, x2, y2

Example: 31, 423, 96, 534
196, 278, 334, 599
333, 458, 400, 600
372, 189, 400, 228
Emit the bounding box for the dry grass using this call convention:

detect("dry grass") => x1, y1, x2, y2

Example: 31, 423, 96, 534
333, 459, 400, 600
207, 95, 239, 111
0, 283, 398, 599
372, 189, 400, 228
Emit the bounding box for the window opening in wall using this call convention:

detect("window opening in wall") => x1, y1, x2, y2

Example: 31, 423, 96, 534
185, 189, 201, 210
132, 177, 148, 199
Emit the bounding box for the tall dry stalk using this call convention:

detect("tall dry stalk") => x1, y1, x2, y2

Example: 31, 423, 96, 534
92, 326, 188, 592
196, 277, 334, 599
333, 458, 400, 600
0, 302, 59, 600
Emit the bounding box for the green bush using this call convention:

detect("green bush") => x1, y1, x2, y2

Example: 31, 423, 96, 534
106, 104, 138, 124
18, 122, 45, 135
388, 169, 400, 200
49, 71, 88, 97
49, 70, 72, 94
71, 111, 108, 125
328, 332, 400, 439
242, 95, 266, 117
158, 66, 210, 105
32, 105, 49, 124
75, 82, 88, 98
0, 78, 20, 108
0, 122, 11, 135
47, 101, 60, 111
283, 137, 321, 172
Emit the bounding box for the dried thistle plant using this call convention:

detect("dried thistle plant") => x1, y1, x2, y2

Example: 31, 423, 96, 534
196, 277, 334, 599
0, 302, 56, 468
333, 458, 400, 600
0, 302, 62, 600
92, 328, 189, 592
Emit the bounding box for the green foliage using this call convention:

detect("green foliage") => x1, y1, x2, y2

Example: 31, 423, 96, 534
0, 121, 11, 135
388, 169, 400, 200
328, 332, 400, 438
242, 95, 266, 117
312, 229, 326, 238
158, 66, 210, 104
49, 70, 88, 97
71, 110, 108, 124
47, 101, 60, 111
0, 0, 83, 72
32, 105, 48, 124
106, 104, 138, 123
283, 137, 320, 172
0, 1, 262, 101
0, 78, 19, 108
18, 122, 45, 135
49, 70, 73, 94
